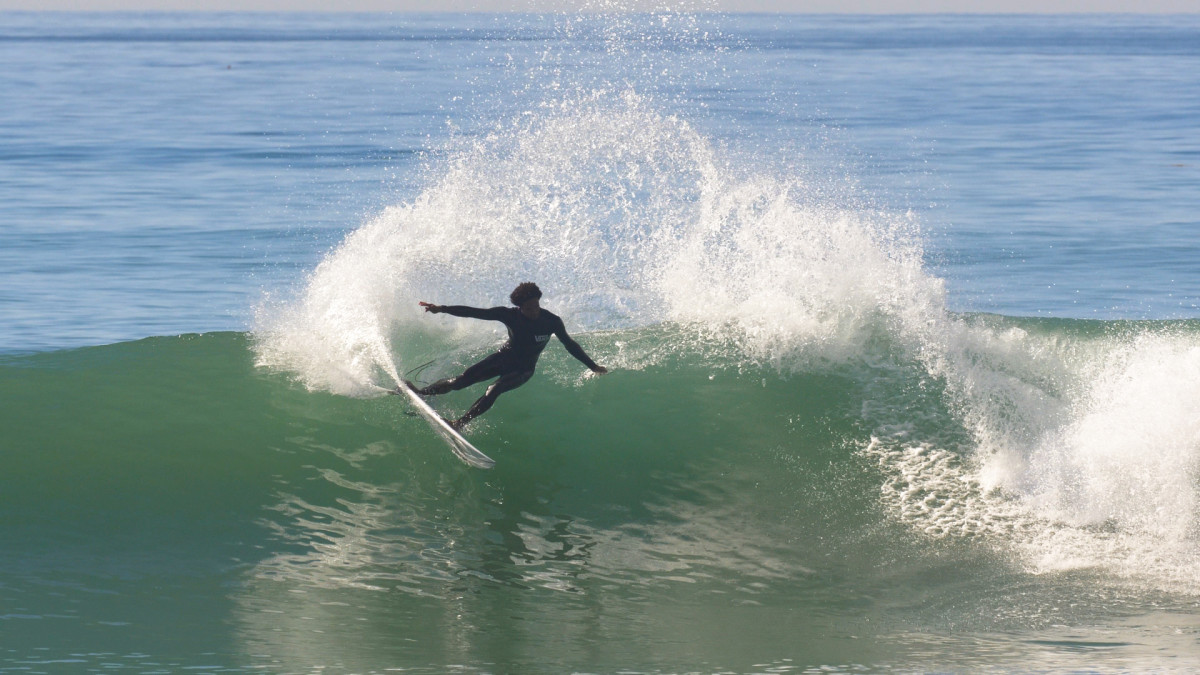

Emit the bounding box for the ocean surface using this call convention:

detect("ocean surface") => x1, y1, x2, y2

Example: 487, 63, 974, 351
2, 10, 1200, 673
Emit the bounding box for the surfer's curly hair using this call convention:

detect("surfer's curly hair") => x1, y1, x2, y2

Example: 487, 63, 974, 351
510, 282, 542, 306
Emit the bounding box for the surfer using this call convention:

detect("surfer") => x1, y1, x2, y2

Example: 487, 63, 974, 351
410, 282, 608, 430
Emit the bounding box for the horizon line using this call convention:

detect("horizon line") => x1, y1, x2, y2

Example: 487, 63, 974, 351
2, 7, 1198, 13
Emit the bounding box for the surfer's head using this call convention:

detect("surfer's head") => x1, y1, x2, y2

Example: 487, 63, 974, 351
511, 282, 542, 320
510, 282, 542, 307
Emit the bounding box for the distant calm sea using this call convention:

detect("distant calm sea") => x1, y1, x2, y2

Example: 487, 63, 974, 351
2, 11, 1199, 673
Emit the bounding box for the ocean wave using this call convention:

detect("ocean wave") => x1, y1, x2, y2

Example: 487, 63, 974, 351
242, 80, 1200, 596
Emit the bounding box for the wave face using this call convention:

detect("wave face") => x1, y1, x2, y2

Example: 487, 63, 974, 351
5, 316, 1200, 670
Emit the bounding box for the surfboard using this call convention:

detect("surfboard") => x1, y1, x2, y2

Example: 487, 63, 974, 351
390, 382, 496, 469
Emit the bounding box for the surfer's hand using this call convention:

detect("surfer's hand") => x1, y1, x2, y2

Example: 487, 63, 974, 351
592, 365, 609, 375
419, 301, 441, 313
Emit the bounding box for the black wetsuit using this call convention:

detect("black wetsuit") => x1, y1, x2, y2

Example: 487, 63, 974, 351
415, 306, 600, 426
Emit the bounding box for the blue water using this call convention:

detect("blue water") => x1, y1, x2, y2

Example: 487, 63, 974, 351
3, 11, 1200, 673
3, 12, 1198, 355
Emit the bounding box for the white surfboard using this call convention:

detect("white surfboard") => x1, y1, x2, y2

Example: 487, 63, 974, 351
390, 383, 496, 469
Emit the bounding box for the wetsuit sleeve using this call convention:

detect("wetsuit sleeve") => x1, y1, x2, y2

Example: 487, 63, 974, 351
554, 318, 601, 371
437, 306, 510, 322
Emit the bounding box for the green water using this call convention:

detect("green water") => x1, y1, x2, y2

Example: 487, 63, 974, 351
4, 329, 1199, 672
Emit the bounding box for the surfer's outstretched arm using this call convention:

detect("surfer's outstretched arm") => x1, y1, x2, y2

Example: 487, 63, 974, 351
554, 322, 608, 374
419, 302, 508, 321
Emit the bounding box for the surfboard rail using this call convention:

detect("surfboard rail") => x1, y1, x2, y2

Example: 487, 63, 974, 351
391, 383, 496, 469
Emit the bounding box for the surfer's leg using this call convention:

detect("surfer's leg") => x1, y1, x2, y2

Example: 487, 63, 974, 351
412, 378, 455, 396
452, 369, 534, 429
414, 353, 506, 396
